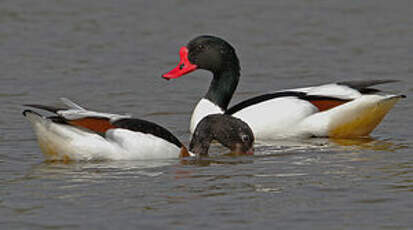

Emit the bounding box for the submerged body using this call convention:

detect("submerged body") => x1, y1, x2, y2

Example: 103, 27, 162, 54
162, 35, 404, 140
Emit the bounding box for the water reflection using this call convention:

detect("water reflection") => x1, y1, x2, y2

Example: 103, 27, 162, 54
379, 161, 413, 192
330, 137, 408, 151
256, 137, 408, 155
10, 159, 180, 184
180, 156, 254, 167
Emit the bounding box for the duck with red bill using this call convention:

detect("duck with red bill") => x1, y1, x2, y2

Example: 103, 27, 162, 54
161, 35, 405, 140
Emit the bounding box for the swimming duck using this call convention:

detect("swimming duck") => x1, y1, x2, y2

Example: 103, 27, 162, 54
162, 35, 405, 140
23, 98, 254, 161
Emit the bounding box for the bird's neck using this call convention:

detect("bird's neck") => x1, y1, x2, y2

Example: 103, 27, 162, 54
205, 69, 240, 111
189, 133, 212, 157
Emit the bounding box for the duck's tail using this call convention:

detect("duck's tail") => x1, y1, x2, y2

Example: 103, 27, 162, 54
327, 95, 405, 138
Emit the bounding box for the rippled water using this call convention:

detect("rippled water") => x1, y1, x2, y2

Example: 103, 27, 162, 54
1, 0, 412, 229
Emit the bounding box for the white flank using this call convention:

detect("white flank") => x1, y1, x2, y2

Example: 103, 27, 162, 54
25, 112, 181, 161
233, 97, 317, 139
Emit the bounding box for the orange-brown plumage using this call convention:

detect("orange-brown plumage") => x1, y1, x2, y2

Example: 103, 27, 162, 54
309, 99, 350, 112
67, 118, 116, 133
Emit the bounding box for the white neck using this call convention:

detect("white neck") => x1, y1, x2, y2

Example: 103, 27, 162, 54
190, 98, 224, 134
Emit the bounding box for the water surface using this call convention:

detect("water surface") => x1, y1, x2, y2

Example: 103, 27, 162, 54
1, 0, 412, 229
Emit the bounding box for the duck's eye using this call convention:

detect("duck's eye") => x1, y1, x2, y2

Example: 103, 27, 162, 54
241, 134, 249, 143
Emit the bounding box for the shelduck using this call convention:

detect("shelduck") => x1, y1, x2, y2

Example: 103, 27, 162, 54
162, 35, 405, 140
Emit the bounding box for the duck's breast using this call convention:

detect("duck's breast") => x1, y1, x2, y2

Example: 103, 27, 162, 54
190, 98, 224, 134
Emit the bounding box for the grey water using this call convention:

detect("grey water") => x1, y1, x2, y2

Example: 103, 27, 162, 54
1, 0, 412, 229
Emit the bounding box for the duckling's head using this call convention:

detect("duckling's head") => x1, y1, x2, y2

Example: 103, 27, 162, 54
189, 114, 254, 156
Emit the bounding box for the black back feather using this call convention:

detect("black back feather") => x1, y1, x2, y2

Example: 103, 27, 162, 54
113, 119, 183, 148
337, 79, 399, 93
24, 104, 65, 114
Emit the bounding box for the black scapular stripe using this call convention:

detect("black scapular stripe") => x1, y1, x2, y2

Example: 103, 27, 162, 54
225, 91, 349, 115
226, 80, 399, 115
24, 104, 64, 114
112, 119, 183, 148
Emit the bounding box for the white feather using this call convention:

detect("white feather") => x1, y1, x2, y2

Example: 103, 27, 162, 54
56, 98, 131, 122
233, 97, 317, 139
189, 83, 402, 140
190, 98, 224, 134
298, 94, 402, 137
60, 97, 86, 110
289, 83, 362, 99
25, 112, 181, 160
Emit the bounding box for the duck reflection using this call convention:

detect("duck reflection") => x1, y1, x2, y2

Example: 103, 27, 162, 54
256, 136, 407, 153
330, 137, 408, 152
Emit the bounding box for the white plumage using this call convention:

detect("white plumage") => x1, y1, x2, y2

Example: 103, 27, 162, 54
24, 99, 188, 161
189, 83, 403, 140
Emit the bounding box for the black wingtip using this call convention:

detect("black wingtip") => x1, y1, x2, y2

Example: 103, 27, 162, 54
22, 109, 31, 117
337, 79, 402, 94
22, 109, 41, 117
23, 104, 62, 113
338, 79, 400, 89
